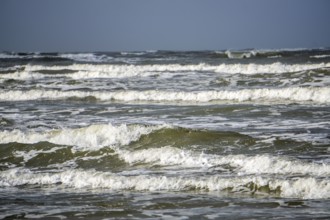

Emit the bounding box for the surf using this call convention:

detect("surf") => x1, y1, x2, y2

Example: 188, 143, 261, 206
1, 87, 329, 104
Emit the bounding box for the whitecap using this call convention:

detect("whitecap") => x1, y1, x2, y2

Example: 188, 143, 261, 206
59, 53, 111, 62
118, 146, 330, 176
1, 168, 329, 199
4, 62, 330, 81
1, 87, 329, 104
0, 123, 166, 151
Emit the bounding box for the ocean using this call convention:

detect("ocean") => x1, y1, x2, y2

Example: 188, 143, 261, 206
0, 49, 330, 219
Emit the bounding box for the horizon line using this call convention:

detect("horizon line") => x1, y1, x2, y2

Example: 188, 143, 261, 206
1, 46, 330, 54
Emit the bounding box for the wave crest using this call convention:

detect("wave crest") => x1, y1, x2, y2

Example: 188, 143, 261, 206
0, 123, 165, 151
2, 62, 330, 80
1, 87, 329, 103
1, 168, 329, 199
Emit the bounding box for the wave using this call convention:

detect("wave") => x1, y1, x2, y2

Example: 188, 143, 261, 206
0, 54, 22, 59
225, 50, 258, 59
1, 87, 329, 103
0, 66, 24, 73
0, 123, 165, 151
0, 53, 42, 59
0, 117, 14, 127
311, 55, 330, 59
214, 48, 330, 59
1, 124, 329, 199
120, 52, 147, 56
2, 125, 329, 177
118, 146, 330, 176
59, 53, 112, 62
0, 52, 68, 62
0, 168, 329, 199
2, 62, 330, 80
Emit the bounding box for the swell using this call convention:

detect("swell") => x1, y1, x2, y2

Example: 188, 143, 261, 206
0, 142, 124, 172
127, 127, 255, 151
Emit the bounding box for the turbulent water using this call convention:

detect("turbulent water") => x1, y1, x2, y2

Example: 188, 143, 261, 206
1, 49, 330, 219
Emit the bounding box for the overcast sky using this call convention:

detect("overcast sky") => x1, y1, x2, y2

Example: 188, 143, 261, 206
1, 0, 329, 52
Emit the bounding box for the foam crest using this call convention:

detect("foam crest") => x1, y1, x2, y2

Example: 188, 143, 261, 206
121, 52, 146, 56
14, 147, 65, 163
0, 53, 19, 59
0, 53, 40, 59
0, 71, 46, 80
119, 146, 212, 167
12, 62, 330, 78
119, 147, 330, 176
0, 124, 163, 151
231, 154, 330, 176
1, 87, 329, 103
311, 55, 330, 59
59, 53, 111, 62
1, 168, 329, 199
225, 50, 258, 59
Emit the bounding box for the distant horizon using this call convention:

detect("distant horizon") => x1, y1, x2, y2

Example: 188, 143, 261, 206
2, 46, 330, 54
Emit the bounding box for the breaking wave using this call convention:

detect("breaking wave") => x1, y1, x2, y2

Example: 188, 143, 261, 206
1, 124, 330, 199
1, 87, 329, 104
2, 62, 330, 80
0, 123, 165, 151
59, 53, 112, 62
1, 124, 329, 177
0, 168, 329, 199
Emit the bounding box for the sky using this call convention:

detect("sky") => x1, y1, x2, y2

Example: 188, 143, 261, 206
1, 0, 330, 52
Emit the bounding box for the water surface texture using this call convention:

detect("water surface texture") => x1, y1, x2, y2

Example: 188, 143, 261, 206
1, 49, 330, 219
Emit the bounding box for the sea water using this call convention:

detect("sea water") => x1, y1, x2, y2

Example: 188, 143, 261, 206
0, 49, 330, 219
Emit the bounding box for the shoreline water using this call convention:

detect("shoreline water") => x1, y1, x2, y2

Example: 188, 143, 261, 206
1, 49, 330, 219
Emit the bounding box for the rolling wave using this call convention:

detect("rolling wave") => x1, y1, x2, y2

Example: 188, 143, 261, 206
2, 49, 330, 203
1, 124, 329, 177
2, 62, 330, 81
0, 167, 329, 199
0, 123, 164, 151
1, 87, 329, 103
1, 123, 329, 199
59, 53, 112, 62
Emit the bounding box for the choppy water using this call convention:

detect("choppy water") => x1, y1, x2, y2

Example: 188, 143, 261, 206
1, 49, 330, 219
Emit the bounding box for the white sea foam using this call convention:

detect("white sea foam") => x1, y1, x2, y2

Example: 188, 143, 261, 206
2, 124, 329, 177
120, 52, 146, 56
225, 50, 258, 59
4, 122, 329, 177
0, 66, 23, 72
0, 168, 329, 199
1, 123, 330, 199
268, 55, 282, 58
119, 146, 330, 176
14, 147, 65, 163
1, 87, 329, 103
0, 53, 111, 62
3, 62, 329, 80
0, 124, 164, 151
0, 71, 47, 80
311, 55, 330, 59
59, 53, 111, 62
0, 53, 42, 59
0, 54, 20, 59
